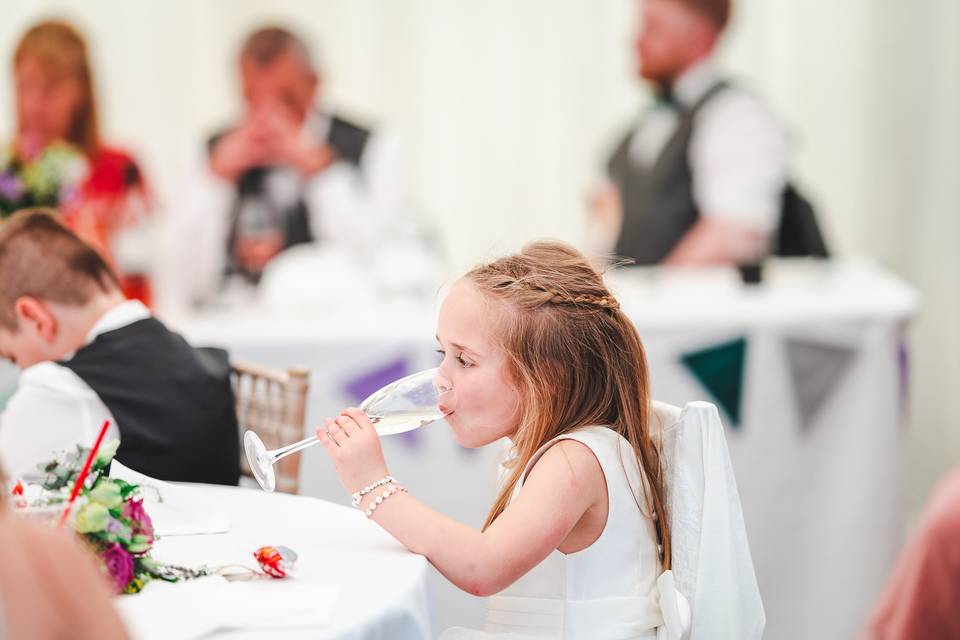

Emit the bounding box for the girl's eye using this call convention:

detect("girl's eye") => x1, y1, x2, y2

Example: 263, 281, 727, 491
436, 348, 473, 368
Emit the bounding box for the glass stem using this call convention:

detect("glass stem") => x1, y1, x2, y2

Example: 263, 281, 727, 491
271, 435, 319, 463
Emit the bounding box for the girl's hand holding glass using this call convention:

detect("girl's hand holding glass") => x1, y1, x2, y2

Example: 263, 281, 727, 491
317, 408, 390, 496
243, 367, 445, 492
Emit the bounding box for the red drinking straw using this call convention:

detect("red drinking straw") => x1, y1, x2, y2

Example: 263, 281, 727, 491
58, 419, 111, 528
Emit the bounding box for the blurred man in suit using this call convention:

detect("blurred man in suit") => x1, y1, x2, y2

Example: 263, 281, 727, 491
168, 26, 405, 305
591, 0, 789, 266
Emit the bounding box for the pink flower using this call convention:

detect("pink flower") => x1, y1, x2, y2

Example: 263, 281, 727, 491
102, 543, 134, 592
123, 498, 154, 542
122, 497, 146, 522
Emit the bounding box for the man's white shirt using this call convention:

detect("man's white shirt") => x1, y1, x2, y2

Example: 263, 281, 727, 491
0, 300, 150, 479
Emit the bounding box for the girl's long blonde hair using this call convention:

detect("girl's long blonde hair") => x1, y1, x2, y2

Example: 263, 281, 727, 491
468, 240, 670, 568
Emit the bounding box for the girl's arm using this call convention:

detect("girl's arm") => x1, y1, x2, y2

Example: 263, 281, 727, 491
319, 408, 605, 597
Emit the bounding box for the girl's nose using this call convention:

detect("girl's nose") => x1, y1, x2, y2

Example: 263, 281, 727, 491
434, 370, 453, 395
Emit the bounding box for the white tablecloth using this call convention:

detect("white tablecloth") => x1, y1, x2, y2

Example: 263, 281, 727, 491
112, 259, 920, 638
117, 485, 431, 640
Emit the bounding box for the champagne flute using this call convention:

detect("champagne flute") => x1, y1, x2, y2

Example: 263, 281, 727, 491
244, 367, 445, 492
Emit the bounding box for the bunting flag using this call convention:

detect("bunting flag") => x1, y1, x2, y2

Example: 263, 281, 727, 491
785, 337, 856, 431
681, 338, 747, 429
343, 356, 422, 448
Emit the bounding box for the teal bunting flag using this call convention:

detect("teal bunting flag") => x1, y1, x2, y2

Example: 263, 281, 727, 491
681, 338, 747, 428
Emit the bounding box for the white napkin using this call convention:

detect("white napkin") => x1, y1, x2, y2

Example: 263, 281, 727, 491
109, 461, 230, 536
115, 576, 337, 640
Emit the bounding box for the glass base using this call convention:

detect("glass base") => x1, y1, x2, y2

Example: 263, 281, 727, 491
243, 431, 276, 492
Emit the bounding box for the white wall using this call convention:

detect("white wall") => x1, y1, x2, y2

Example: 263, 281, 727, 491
2, 0, 958, 574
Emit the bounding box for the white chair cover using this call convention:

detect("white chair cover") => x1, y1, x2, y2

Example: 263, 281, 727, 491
653, 401, 765, 639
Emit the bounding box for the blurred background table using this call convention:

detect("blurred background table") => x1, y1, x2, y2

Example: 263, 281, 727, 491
161, 258, 916, 638
118, 484, 431, 640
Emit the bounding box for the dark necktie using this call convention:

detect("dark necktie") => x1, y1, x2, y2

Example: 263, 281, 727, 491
655, 83, 679, 110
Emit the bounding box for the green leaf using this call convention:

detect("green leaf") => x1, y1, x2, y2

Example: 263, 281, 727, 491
139, 558, 165, 577
114, 479, 140, 499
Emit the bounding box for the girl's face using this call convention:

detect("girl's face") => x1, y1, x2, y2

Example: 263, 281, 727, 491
15, 56, 82, 152
434, 281, 522, 448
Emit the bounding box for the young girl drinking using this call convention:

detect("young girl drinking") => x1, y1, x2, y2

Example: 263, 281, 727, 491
317, 241, 688, 639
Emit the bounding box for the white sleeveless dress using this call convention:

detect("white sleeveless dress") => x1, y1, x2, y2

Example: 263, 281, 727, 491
441, 426, 690, 640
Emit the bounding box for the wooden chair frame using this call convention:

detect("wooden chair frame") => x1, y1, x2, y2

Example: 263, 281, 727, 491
231, 361, 309, 494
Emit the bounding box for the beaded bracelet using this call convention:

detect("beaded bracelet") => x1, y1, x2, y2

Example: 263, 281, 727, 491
364, 484, 408, 518
351, 475, 397, 507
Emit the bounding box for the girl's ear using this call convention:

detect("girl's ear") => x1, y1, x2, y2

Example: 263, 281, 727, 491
14, 296, 58, 343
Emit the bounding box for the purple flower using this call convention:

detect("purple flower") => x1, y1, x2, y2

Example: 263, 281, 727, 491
123, 498, 155, 542
106, 518, 128, 536
0, 173, 23, 200
102, 543, 135, 592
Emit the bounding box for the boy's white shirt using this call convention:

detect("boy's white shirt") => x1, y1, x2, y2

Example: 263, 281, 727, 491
0, 300, 149, 479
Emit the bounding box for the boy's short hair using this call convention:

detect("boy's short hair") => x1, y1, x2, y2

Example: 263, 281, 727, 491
0, 209, 120, 330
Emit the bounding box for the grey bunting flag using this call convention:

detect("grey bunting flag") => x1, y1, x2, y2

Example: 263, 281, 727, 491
785, 338, 857, 430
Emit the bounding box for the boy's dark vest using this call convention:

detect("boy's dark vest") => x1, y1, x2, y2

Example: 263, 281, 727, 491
61, 318, 240, 485
607, 81, 827, 264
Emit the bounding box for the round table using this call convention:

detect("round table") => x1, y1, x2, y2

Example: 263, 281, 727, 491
116, 484, 432, 639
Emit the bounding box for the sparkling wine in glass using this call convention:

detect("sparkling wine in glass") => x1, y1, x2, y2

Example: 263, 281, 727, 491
243, 367, 445, 492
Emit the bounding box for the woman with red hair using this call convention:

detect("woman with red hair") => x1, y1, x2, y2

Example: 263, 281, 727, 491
2, 20, 152, 304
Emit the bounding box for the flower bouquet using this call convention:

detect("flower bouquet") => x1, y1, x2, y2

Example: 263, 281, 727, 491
30, 439, 171, 593
16, 439, 298, 593
0, 141, 88, 218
